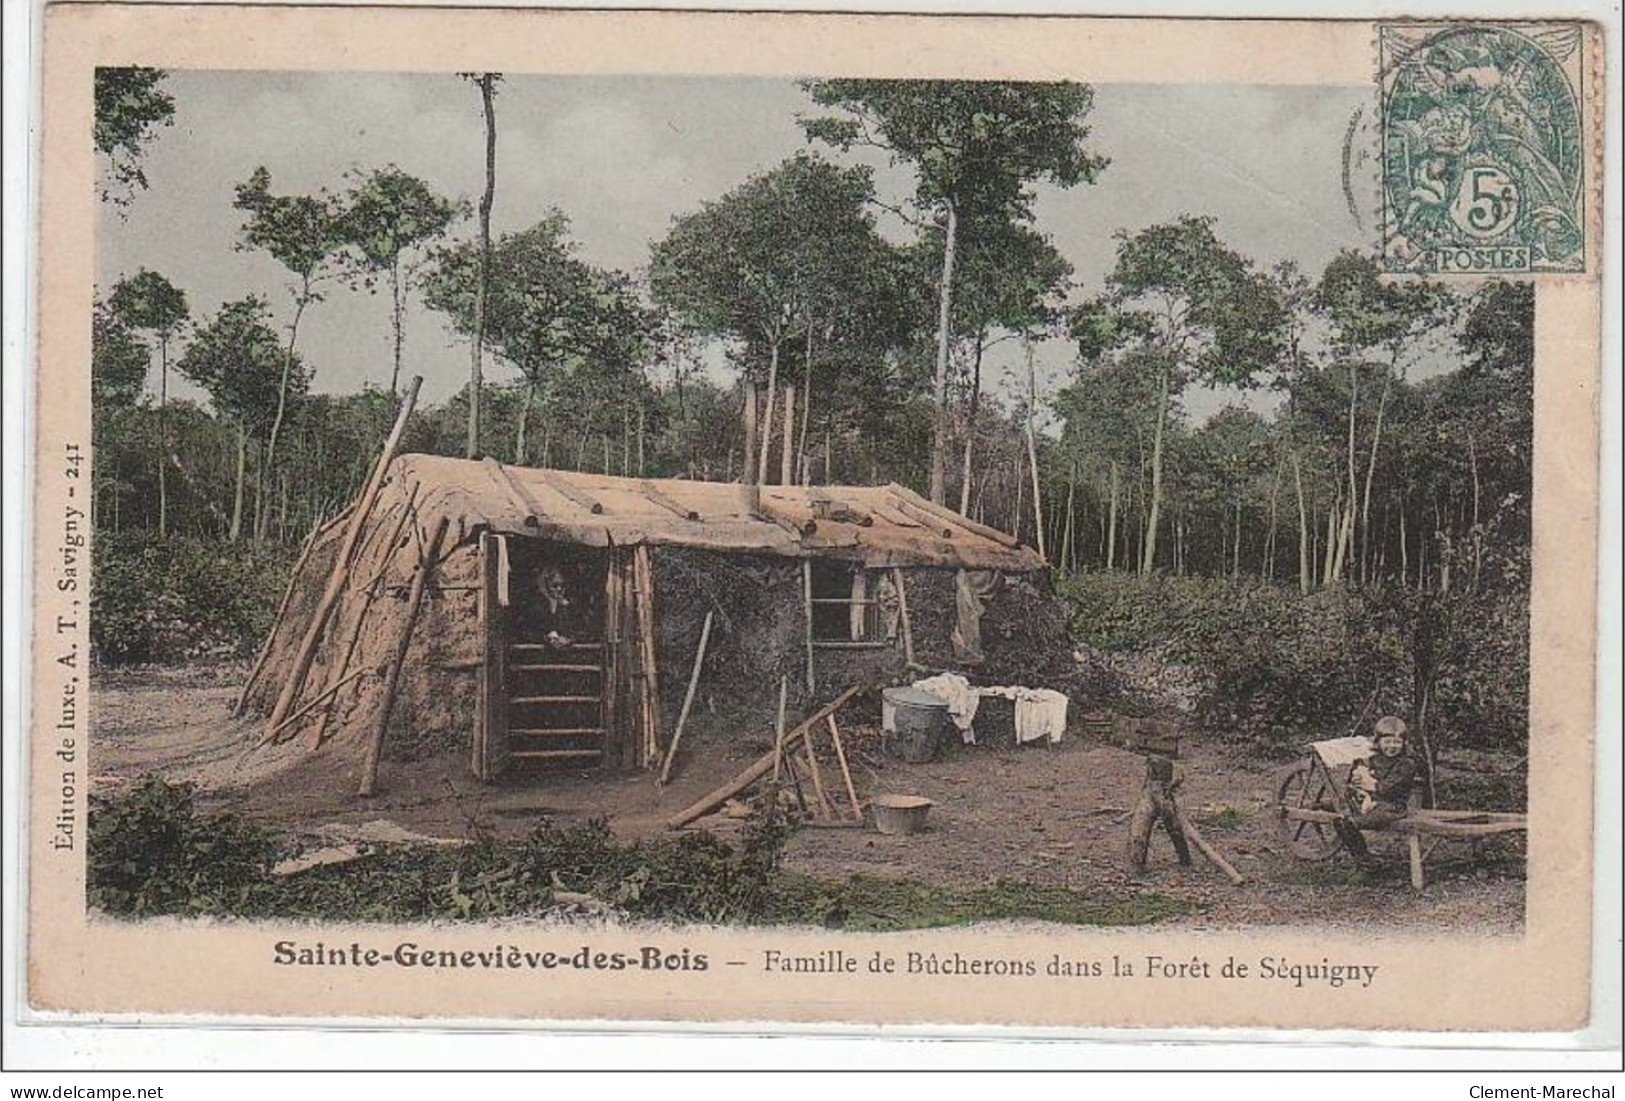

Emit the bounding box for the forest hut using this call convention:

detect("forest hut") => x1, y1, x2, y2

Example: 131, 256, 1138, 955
240, 453, 1070, 790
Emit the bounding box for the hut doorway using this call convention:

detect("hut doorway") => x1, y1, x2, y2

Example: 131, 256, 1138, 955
474, 534, 611, 777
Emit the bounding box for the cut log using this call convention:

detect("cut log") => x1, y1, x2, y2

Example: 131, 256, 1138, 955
358, 516, 449, 797
666, 685, 861, 829
887, 483, 1023, 548
265, 377, 421, 737
1174, 808, 1246, 885
639, 479, 701, 523
540, 469, 605, 514
801, 559, 816, 695
658, 609, 714, 785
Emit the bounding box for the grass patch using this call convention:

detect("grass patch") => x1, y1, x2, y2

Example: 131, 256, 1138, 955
91, 777, 1194, 929
760, 873, 1193, 931
1193, 807, 1248, 833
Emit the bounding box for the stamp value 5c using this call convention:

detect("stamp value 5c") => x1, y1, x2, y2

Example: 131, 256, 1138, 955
1380, 22, 1588, 275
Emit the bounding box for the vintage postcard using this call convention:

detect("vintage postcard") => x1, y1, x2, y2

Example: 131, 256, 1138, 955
22, 3, 1610, 1035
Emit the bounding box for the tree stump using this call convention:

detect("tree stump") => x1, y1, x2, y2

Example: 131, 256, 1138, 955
1128, 754, 1190, 871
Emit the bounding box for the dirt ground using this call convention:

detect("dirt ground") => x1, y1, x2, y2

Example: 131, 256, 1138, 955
89, 665, 1527, 932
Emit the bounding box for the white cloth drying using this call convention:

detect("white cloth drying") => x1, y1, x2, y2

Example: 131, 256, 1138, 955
978, 685, 1070, 745
910, 673, 981, 745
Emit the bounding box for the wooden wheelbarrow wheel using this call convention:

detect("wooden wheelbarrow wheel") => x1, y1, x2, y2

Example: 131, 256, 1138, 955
1273, 758, 1344, 861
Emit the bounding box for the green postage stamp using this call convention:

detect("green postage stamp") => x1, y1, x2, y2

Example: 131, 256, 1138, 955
1380, 22, 1588, 275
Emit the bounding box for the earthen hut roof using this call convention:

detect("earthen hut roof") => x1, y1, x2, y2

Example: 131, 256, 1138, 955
391, 454, 1045, 571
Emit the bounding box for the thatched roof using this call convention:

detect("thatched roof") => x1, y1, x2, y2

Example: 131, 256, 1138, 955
393, 454, 1045, 571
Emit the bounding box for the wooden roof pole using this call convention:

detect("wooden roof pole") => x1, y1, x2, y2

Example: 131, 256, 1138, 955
887, 483, 1023, 548
359, 515, 450, 798
264, 377, 422, 738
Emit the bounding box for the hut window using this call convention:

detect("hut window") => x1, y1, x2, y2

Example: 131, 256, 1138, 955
809, 561, 884, 647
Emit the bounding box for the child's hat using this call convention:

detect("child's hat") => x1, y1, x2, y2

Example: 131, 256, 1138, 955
1374, 715, 1408, 738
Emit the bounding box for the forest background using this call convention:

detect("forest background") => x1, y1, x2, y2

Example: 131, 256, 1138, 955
90, 69, 1533, 768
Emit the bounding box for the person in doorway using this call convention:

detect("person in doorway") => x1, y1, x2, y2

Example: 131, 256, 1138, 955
1335, 715, 1419, 863
532, 566, 578, 651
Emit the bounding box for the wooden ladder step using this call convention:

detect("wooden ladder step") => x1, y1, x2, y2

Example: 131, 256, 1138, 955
509, 749, 604, 762
510, 642, 603, 652
510, 663, 602, 673
510, 695, 600, 705
510, 727, 607, 737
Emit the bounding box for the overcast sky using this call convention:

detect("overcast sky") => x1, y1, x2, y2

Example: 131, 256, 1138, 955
98, 73, 1370, 418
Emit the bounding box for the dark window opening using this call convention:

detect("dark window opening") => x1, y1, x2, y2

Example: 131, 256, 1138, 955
809, 560, 887, 647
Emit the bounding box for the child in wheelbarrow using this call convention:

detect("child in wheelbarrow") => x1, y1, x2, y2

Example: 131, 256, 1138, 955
1335, 716, 1419, 863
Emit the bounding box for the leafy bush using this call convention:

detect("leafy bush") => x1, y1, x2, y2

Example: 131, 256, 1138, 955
91, 532, 296, 664
88, 777, 282, 916
1059, 569, 1528, 753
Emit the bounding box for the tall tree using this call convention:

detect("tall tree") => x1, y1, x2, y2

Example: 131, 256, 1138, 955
802, 79, 1108, 504
461, 73, 503, 459
1314, 251, 1447, 583
651, 153, 905, 489
232, 166, 348, 539
426, 214, 655, 466
176, 297, 306, 541
94, 67, 174, 207
1074, 216, 1284, 575
108, 269, 188, 536
339, 166, 462, 395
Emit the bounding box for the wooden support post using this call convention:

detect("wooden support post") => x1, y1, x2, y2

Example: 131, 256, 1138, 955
658, 610, 714, 785
890, 566, 915, 666
266, 377, 421, 737
359, 515, 449, 798
666, 685, 860, 829
801, 730, 832, 819
632, 546, 661, 768
772, 675, 789, 783
308, 488, 421, 750
827, 714, 862, 820
1408, 834, 1426, 891
801, 560, 816, 696
235, 506, 335, 716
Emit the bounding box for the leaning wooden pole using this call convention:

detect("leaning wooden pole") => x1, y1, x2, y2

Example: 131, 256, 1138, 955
668, 685, 860, 830
265, 377, 422, 737
658, 609, 713, 785
233, 504, 342, 717
359, 515, 449, 798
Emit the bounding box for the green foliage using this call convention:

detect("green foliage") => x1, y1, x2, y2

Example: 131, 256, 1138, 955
177, 297, 303, 432
94, 67, 174, 203
1060, 570, 1527, 753
233, 167, 350, 282
88, 777, 281, 916
107, 269, 189, 343
801, 80, 1108, 219
92, 301, 151, 407
91, 532, 296, 664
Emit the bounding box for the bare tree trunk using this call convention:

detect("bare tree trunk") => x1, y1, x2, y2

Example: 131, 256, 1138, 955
389, 255, 404, 396
513, 377, 535, 464
742, 381, 758, 485
1399, 498, 1410, 586
1292, 450, 1310, 594
1233, 493, 1244, 578
1106, 461, 1120, 572
1358, 371, 1393, 583
797, 324, 814, 484
1141, 364, 1171, 575
229, 422, 247, 542
758, 340, 780, 485
156, 336, 169, 537
958, 332, 985, 516
1061, 459, 1077, 576
260, 292, 309, 540
636, 397, 646, 477
1323, 500, 1339, 587
780, 383, 796, 486
1263, 454, 1282, 581
928, 200, 958, 505
468, 73, 499, 461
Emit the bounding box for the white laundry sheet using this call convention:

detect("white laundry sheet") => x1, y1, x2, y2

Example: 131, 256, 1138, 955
905, 676, 1069, 746
977, 685, 1070, 745
908, 673, 982, 744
